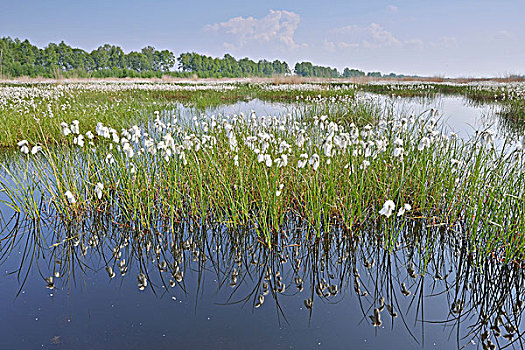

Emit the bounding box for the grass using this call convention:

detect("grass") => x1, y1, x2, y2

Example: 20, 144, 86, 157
1, 97, 525, 263
0, 82, 363, 147
2, 80, 525, 148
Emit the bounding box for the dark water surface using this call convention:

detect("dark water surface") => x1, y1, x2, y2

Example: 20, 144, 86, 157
1, 208, 524, 349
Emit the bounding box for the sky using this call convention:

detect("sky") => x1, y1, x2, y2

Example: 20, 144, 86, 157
1, 0, 524, 77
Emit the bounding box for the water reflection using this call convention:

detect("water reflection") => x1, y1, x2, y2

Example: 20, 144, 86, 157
1, 211, 524, 349
360, 93, 525, 144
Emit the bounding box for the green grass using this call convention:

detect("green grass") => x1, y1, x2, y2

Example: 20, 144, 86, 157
2, 102, 525, 262
0, 82, 367, 147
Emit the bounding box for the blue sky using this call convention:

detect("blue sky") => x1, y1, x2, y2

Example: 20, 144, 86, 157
1, 0, 524, 77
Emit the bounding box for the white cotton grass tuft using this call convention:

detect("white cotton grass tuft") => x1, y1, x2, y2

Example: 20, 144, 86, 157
31, 145, 42, 155
397, 203, 412, 217
276, 154, 288, 168
418, 137, 430, 151
297, 153, 308, 168
61, 122, 71, 136
122, 141, 134, 158
95, 183, 104, 200
264, 154, 273, 168
276, 184, 284, 197
309, 153, 320, 171
394, 138, 403, 146
73, 135, 84, 147
105, 154, 115, 165
17, 140, 29, 154
379, 200, 395, 218
70, 120, 80, 134
64, 190, 76, 204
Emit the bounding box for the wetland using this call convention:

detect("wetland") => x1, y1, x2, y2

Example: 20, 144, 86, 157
2, 80, 525, 349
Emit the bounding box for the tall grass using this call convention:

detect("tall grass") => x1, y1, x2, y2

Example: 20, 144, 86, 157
0, 82, 364, 147
2, 104, 525, 261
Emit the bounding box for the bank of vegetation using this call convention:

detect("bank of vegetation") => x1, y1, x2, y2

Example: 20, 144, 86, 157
1, 37, 408, 79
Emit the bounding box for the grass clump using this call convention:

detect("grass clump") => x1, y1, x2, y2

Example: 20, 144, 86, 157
2, 105, 525, 262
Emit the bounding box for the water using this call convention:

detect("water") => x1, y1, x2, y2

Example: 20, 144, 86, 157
1, 95, 524, 349
202, 99, 297, 118
1, 209, 523, 349
359, 93, 516, 142
174, 95, 518, 144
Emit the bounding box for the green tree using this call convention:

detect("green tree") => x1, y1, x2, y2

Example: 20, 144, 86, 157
343, 68, 365, 78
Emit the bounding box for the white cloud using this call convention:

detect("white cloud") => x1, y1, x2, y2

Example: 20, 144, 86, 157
203, 10, 306, 51
324, 23, 429, 56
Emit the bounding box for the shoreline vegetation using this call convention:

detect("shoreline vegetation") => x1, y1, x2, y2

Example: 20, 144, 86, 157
1, 82, 525, 265
1, 79, 525, 148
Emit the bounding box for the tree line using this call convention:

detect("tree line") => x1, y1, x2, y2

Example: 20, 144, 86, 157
0, 37, 405, 79
0, 37, 176, 78
177, 52, 290, 78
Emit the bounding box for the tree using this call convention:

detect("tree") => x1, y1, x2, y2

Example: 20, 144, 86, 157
343, 68, 365, 78
295, 61, 339, 78
0, 37, 319, 78
367, 71, 382, 77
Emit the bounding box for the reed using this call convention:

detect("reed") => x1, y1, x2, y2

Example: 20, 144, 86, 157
2, 103, 525, 262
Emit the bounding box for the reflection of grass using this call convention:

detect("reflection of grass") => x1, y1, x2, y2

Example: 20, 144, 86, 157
1, 210, 524, 349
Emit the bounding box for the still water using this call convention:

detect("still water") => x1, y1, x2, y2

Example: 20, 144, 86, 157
2, 212, 522, 349
1, 95, 523, 349
189, 94, 515, 143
